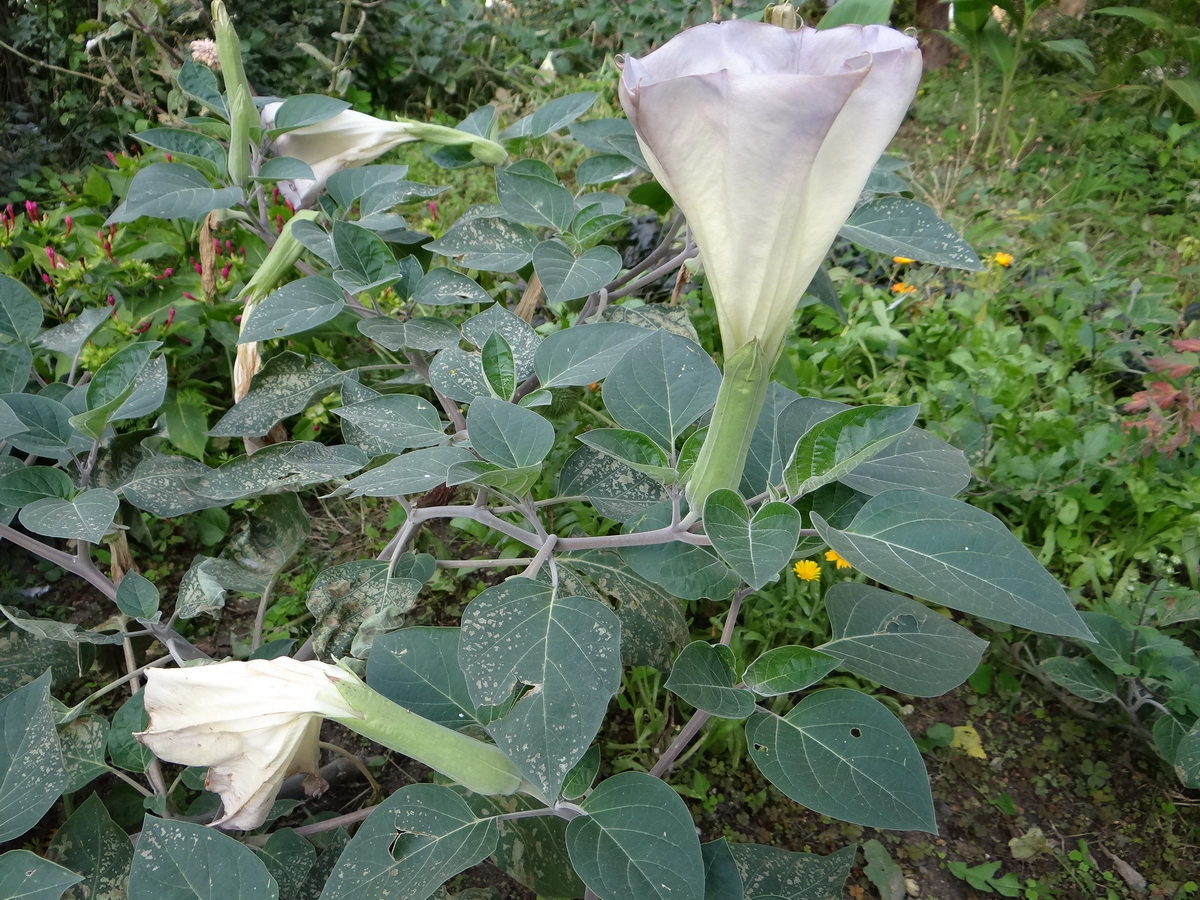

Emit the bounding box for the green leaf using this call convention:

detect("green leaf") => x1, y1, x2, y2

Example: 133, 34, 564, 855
0, 393, 73, 459
784, 405, 919, 498
566, 772, 704, 900
164, 390, 210, 459
361, 181, 447, 217
0, 274, 45, 342
462, 304, 539, 378
83, 341, 164, 423
557, 550, 687, 669
107, 691, 151, 773
195, 443, 366, 501
446, 460, 541, 495
358, 316, 460, 353
334, 394, 447, 454
817, 583, 989, 696
0, 398, 25, 443
466, 397, 555, 469
428, 347, 490, 402
743, 646, 840, 697
1166, 78, 1200, 118
562, 745, 601, 801
496, 160, 575, 231
177, 60, 227, 118
32, 310, 102, 359
109, 164, 241, 223
57, 714, 110, 792
700, 839, 743, 900
703, 490, 801, 590
500, 92, 598, 139
425, 216, 539, 271
119, 456, 219, 517
134, 128, 227, 176
460, 578, 621, 798
577, 428, 675, 483
0, 606, 125, 646
255, 157, 316, 183
269, 94, 350, 132
307, 559, 423, 660
319, 784, 498, 900
339, 446, 475, 497
622, 503, 740, 602
558, 448, 667, 522
0, 466, 74, 507
0, 344, 32, 395
747, 689, 935, 832
818, 0, 893, 27
412, 268, 492, 306
0, 630, 82, 696
726, 842, 858, 900
45, 793, 132, 899
664, 641, 755, 719
481, 332, 516, 400
840, 198, 982, 271
576, 154, 642, 186
0, 672, 67, 842
1040, 657, 1118, 703
862, 838, 906, 900
812, 490, 1091, 639
0, 850, 82, 900
209, 353, 345, 438
113, 572, 160, 623
839, 427, 971, 498
1175, 720, 1200, 788
128, 817, 279, 900
326, 165, 410, 208
1077, 612, 1137, 675
533, 240, 623, 303
19, 490, 119, 544
257, 829, 316, 900
534, 323, 648, 388
569, 118, 649, 169
332, 222, 402, 294
368, 627, 480, 729
602, 330, 721, 452
239, 277, 345, 342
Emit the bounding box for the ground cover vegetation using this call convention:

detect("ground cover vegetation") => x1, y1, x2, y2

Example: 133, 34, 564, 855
0, 0, 1198, 898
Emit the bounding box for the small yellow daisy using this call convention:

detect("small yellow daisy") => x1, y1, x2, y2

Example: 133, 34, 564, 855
825, 549, 852, 569
992, 251, 1014, 267
793, 560, 821, 582
890, 282, 917, 294
892, 256, 915, 265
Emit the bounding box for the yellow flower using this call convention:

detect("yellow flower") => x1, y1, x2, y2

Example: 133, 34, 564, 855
991, 252, 1014, 267
892, 256, 915, 265
825, 549, 852, 569
793, 560, 821, 581
890, 282, 917, 294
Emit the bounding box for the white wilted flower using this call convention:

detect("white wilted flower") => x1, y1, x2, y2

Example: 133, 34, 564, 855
262, 103, 507, 208
618, 20, 922, 365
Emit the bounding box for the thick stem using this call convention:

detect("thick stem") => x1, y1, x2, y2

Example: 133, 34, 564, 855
685, 339, 771, 509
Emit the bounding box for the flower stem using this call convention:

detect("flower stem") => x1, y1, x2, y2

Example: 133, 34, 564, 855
685, 339, 771, 508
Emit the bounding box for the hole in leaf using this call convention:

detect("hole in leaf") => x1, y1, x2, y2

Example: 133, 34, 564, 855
753, 743, 768, 754
849, 727, 863, 738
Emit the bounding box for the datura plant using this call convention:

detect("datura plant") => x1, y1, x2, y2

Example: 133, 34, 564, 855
9, 5, 1170, 900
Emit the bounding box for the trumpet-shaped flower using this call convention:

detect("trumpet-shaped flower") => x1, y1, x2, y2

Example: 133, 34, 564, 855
137, 657, 529, 830
262, 104, 506, 208
136, 657, 359, 829
619, 20, 922, 365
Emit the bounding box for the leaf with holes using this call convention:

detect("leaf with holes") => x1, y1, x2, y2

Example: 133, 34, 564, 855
460, 578, 621, 798
812, 490, 1091, 638
665, 641, 755, 719
704, 490, 801, 590
412, 267, 492, 306
533, 240, 623, 303
44, 793, 131, 899
566, 772, 704, 900
557, 448, 667, 522
746, 688, 935, 832
209, 353, 345, 438
817, 583, 988, 696
239, 277, 345, 342
307, 559, 424, 660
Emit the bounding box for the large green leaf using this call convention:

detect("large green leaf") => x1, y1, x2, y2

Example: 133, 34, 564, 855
0, 343, 30, 396
569, 118, 648, 169
817, 583, 988, 696
0, 273, 43, 342
783, 405, 919, 498
331, 222, 404, 294
45, 793, 133, 900
566, 772, 705, 900
1175, 720, 1200, 788
269, 94, 350, 132
703, 490, 801, 590
0, 630, 82, 696
326, 164, 409, 208
128, 817, 278, 900
110, 163, 241, 223
557, 448, 667, 522
0, 466, 74, 507
533, 323, 649, 388
36, 307, 108, 358
622, 503, 740, 602
425, 215, 539, 272
0, 607, 125, 646
412, 268, 492, 306
839, 198, 982, 270
0, 393, 74, 459
500, 92, 598, 139
177, 60, 226, 116
461, 304, 539, 379
726, 842, 858, 900
577, 428, 675, 483
119, 456, 220, 517
319, 784, 498, 900
195, 443, 366, 501
134, 127, 227, 176
428, 347, 491, 402
18, 489, 119, 544
57, 714, 110, 792
602, 330, 720, 451
358, 316, 459, 353
114, 571, 161, 622
209, 353, 345, 438
742, 646, 840, 697
0, 672, 67, 842
334, 394, 447, 454
339, 446, 475, 497
496, 160, 575, 231
533, 240, 623, 303
839, 427, 971, 498
1040, 657, 1118, 703
466, 397, 555, 469
746, 689, 935, 832
307, 559, 423, 660
0, 850, 82, 900
459, 578, 621, 799
368, 627, 479, 729
239, 277, 346, 342
257, 829, 316, 900
701, 839, 743, 900
664, 641, 755, 719
812, 490, 1091, 638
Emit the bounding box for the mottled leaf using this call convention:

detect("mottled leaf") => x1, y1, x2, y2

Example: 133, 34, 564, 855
46, 793, 132, 900
0, 672, 67, 842
209, 353, 345, 438
128, 817, 278, 900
